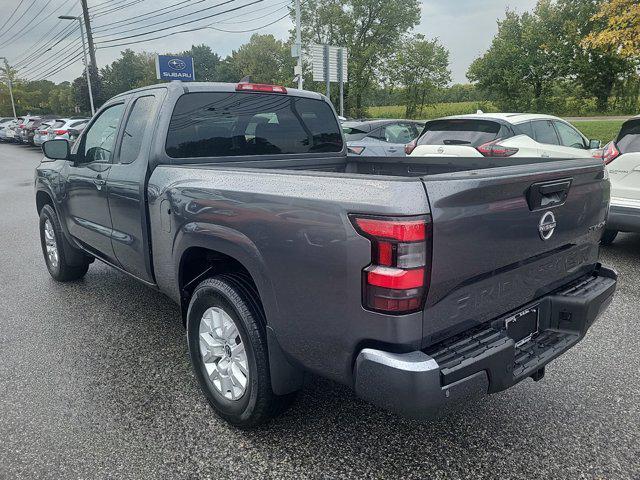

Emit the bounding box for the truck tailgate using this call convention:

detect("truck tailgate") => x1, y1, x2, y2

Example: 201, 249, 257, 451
421, 158, 609, 347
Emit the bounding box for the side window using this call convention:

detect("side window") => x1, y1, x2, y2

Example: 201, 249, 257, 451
554, 121, 586, 149
82, 104, 125, 163
532, 120, 559, 145
515, 121, 534, 139
119, 96, 157, 164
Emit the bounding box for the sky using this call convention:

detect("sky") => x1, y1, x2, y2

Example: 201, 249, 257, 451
0, 0, 536, 85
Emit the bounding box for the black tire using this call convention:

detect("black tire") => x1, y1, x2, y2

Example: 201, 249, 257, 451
39, 204, 91, 281
601, 229, 618, 246
186, 276, 295, 428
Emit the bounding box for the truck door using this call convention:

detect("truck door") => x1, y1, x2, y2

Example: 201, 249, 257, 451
106, 93, 161, 283
61, 102, 125, 262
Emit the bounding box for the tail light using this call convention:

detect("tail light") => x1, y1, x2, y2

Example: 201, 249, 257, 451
477, 138, 518, 157
348, 146, 365, 155
405, 139, 417, 155
592, 141, 620, 165
54, 129, 68, 135
350, 215, 432, 314
236, 83, 287, 94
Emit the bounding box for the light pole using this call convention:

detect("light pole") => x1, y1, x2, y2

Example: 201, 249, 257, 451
0, 56, 17, 118
59, 15, 95, 116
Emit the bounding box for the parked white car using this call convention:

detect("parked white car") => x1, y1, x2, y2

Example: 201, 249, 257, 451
407, 113, 600, 158
48, 118, 89, 141
598, 116, 640, 245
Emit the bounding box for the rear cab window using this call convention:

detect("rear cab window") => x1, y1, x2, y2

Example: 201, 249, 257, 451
165, 92, 343, 159
417, 119, 502, 147
617, 119, 640, 154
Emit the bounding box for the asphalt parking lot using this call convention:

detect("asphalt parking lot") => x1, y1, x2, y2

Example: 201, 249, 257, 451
0, 142, 638, 479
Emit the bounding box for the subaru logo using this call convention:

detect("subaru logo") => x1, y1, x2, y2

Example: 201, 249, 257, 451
539, 211, 557, 241
168, 58, 186, 70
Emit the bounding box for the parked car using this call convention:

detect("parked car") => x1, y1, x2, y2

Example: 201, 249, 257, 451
14, 116, 33, 143
35, 81, 616, 428
407, 113, 600, 158
33, 122, 54, 146
0, 118, 16, 141
596, 116, 640, 245
3, 118, 22, 142
47, 118, 89, 142
24, 118, 49, 145
344, 119, 424, 156
65, 125, 87, 144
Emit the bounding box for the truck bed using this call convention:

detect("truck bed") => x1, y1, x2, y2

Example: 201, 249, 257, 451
148, 154, 608, 386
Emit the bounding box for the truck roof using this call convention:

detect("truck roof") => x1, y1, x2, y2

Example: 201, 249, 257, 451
113, 81, 326, 101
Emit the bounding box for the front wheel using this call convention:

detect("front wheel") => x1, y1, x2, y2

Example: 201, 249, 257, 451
186, 276, 295, 428
39, 204, 91, 281
601, 229, 618, 246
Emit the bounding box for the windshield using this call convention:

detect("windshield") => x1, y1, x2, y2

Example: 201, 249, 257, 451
418, 119, 501, 147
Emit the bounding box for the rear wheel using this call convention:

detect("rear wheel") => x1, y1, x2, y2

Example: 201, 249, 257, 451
601, 229, 618, 246
186, 276, 295, 428
39, 204, 91, 281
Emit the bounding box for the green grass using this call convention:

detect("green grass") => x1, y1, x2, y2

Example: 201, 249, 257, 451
367, 101, 498, 119
570, 120, 623, 144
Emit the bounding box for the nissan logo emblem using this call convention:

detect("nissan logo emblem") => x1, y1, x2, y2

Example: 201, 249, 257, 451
168, 59, 187, 70
539, 211, 557, 241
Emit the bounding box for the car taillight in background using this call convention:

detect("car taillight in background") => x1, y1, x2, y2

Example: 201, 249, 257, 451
54, 129, 68, 136
476, 138, 519, 157
592, 141, 621, 165
404, 139, 417, 155
350, 215, 432, 314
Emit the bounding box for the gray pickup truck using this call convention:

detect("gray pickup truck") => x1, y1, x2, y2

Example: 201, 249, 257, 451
35, 82, 617, 427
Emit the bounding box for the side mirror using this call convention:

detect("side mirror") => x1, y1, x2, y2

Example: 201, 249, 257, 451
589, 139, 601, 149
42, 139, 70, 160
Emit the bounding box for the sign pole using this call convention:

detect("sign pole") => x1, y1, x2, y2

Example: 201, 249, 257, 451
338, 48, 344, 117
295, 0, 303, 90
324, 44, 330, 99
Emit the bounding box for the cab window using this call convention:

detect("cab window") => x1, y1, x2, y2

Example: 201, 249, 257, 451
81, 104, 125, 163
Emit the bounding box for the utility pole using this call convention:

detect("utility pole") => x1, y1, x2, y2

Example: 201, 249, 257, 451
0, 57, 17, 118
80, 0, 97, 69
294, 0, 303, 89
60, 15, 95, 116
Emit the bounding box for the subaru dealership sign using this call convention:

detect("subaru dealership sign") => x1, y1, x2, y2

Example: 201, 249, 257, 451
155, 55, 195, 81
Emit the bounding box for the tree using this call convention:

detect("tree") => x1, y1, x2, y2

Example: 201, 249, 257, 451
583, 0, 640, 58
72, 65, 104, 114
179, 44, 221, 81
537, 0, 634, 111
384, 35, 450, 118
223, 34, 295, 85
99, 50, 156, 100
467, 10, 559, 111
294, 0, 420, 117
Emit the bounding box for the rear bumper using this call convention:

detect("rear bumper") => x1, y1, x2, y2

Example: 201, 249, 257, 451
353, 266, 617, 419
607, 203, 640, 232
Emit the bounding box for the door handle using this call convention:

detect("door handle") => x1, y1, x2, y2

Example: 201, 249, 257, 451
94, 176, 106, 190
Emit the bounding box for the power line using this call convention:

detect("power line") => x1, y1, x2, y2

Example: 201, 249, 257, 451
91, 0, 148, 18
0, 0, 26, 35
95, 0, 262, 45
0, 0, 40, 42
93, 0, 241, 40
23, 46, 84, 80
31, 52, 84, 81
12, 2, 80, 66
1, 0, 64, 49
19, 41, 83, 78
15, 24, 81, 70
206, 11, 288, 33
92, 0, 208, 33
